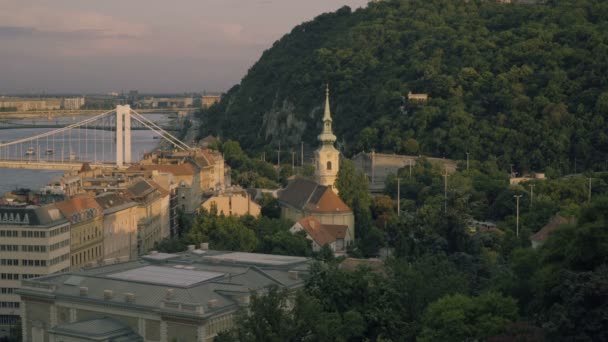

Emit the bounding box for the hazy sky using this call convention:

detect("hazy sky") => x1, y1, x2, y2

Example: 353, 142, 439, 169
0, 0, 368, 94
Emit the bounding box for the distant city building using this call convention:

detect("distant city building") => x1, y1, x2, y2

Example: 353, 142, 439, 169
17, 249, 310, 341
0, 203, 71, 335
201, 95, 221, 109
0, 98, 61, 111
61, 97, 85, 110
138, 97, 194, 108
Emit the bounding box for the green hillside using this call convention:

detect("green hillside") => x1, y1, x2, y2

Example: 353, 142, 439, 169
200, 0, 608, 174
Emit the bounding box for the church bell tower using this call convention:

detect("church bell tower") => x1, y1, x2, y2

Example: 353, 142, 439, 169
314, 85, 340, 193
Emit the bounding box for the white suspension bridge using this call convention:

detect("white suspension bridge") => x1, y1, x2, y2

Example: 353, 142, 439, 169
0, 105, 190, 171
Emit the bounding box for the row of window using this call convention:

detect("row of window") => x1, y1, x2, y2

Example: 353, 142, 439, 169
0, 230, 18, 238
22, 260, 47, 267
0, 302, 20, 309
22, 274, 42, 280
0, 288, 16, 294
0, 315, 18, 324
50, 225, 70, 237
50, 239, 70, 251
0, 274, 19, 280
50, 253, 69, 266
0, 260, 18, 266
0, 245, 18, 252
21, 231, 46, 238
21, 245, 47, 253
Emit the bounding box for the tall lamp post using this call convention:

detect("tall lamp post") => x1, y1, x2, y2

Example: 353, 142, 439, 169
529, 184, 535, 207
514, 194, 522, 237
397, 178, 401, 217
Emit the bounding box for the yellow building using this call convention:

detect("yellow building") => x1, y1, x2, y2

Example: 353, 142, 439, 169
55, 195, 104, 271
201, 190, 261, 217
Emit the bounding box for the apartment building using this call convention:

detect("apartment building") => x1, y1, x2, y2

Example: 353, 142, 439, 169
55, 195, 104, 271
95, 193, 139, 261
125, 180, 170, 255
0, 204, 70, 336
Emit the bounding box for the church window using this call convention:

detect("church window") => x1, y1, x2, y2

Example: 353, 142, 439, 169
327, 161, 332, 170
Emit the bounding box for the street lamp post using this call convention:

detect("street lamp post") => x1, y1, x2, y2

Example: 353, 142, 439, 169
529, 184, 535, 207
397, 178, 401, 217
514, 195, 522, 237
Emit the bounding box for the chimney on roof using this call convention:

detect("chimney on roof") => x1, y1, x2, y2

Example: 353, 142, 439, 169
187, 245, 195, 252
150, 250, 159, 255
288, 270, 299, 280
165, 288, 175, 300
124, 292, 136, 303
103, 289, 114, 300
200, 242, 209, 250
79, 287, 88, 296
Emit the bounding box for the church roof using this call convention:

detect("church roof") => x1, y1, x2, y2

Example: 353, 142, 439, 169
278, 178, 351, 214
296, 216, 348, 247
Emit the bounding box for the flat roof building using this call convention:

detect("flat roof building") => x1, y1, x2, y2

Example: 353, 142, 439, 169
17, 249, 310, 342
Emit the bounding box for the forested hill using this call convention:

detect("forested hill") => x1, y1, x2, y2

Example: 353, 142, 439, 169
201, 0, 608, 174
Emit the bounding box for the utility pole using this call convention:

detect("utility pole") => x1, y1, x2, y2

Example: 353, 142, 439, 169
397, 178, 401, 217
301, 141, 304, 167
466, 152, 470, 171
291, 151, 295, 170
529, 184, 535, 207
262, 151, 266, 162
276, 142, 281, 167
444, 167, 448, 214
409, 159, 413, 179
514, 195, 522, 237
588, 177, 592, 203
510, 164, 514, 178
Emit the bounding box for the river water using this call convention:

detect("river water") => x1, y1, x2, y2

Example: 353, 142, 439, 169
0, 113, 171, 195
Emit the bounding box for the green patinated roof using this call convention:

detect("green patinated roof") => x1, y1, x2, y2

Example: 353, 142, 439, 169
49, 317, 143, 341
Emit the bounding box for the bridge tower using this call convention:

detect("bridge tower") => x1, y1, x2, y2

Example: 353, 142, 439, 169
116, 105, 132, 167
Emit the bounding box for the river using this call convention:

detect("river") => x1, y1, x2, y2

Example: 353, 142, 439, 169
0, 113, 171, 195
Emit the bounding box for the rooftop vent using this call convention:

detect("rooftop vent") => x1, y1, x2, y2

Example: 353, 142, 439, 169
150, 250, 159, 255
288, 270, 299, 280
208, 299, 219, 308
79, 287, 88, 296
124, 292, 136, 303
173, 265, 185, 269
200, 242, 209, 250
103, 289, 114, 300
165, 288, 175, 300
184, 266, 195, 270
187, 245, 195, 252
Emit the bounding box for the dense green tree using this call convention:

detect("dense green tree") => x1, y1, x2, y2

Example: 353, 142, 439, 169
419, 292, 518, 342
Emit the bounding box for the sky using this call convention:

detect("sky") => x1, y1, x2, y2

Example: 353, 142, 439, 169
0, 0, 369, 94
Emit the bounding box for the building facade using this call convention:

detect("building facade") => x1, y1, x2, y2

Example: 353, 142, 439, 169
0, 204, 70, 335
95, 193, 139, 261
201, 190, 261, 217
126, 180, 171, 255
17, 249, 310, 342
55, 195, 104, 271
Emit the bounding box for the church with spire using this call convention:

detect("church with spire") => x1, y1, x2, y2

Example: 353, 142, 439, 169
278, 86, 355, 245
314, 85, 341, 193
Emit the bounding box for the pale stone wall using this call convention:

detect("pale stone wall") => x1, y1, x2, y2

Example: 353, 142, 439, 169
103, 205, 139, 260
314, 145, 340, 192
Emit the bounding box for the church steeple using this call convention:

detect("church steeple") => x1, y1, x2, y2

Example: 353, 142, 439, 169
318, 84, 337, 145
314, 85, 340, 193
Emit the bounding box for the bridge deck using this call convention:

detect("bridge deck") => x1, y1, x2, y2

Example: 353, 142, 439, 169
0, 160, 121, 171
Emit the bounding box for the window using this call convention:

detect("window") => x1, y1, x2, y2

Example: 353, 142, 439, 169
327, 161, 332, 170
